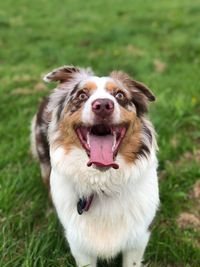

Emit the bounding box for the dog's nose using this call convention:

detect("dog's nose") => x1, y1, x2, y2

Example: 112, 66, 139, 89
92, 98, 114, 118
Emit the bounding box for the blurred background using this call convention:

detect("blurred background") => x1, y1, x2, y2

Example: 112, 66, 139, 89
0, 0, 200, 266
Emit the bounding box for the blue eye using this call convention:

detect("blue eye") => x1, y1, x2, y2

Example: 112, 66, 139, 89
78, 92, 88, 100
115, 92, 125, 100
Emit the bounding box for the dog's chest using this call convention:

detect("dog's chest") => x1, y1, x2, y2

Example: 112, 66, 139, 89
50, 147, 159, 257
50, 168, 158, 258
70, 210, 129, 257
64, 192, 141, 257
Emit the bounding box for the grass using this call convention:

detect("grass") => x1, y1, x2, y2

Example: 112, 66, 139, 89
0, 0, 200, 266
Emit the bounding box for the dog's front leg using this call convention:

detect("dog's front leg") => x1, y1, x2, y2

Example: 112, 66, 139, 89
122, 231, 150, 267
71, 248, 97, 267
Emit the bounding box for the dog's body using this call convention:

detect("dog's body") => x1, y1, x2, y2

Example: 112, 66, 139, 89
31, 66, 159, 267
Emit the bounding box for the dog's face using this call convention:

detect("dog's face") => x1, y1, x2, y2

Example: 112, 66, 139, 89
45, 66, 155, 170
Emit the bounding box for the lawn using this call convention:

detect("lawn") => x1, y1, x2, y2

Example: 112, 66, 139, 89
0, 0, 200, 266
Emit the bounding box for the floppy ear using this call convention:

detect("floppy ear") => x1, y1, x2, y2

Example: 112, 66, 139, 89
110, 71, 155, 115
43, 65, 81, 83
131, 79, 155, 102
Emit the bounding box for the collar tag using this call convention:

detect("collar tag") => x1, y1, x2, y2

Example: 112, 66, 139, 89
77, 197, 86, 215
77, 195, 94, 215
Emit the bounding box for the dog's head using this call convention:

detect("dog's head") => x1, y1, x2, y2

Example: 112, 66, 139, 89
45, 66, 155, 169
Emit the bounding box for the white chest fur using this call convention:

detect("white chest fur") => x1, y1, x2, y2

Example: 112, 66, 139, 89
50, 147, 159, 259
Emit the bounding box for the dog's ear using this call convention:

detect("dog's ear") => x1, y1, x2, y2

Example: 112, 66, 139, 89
130, 79, 155, 102
43, 66, 82, 83
110, 71, 155, 115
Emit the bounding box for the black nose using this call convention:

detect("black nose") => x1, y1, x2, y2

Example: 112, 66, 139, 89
92, 98, 114, 118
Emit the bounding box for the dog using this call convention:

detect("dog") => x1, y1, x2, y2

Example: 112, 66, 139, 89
31, 65, 159, 267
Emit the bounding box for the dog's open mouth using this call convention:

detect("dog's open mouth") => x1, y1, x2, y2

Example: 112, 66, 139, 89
76, 125, 126, 169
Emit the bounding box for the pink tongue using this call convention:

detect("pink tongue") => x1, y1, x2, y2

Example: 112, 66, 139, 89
87, 134, 119, 169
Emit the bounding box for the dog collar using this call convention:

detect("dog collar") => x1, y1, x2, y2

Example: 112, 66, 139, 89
77, 194, 94, 215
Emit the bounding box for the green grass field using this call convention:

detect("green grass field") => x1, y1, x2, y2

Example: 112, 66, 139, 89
0, 0, 200, 266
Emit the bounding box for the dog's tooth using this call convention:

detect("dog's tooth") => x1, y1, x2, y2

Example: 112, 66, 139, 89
87, 132, 90, 148
112, 132, 117, 151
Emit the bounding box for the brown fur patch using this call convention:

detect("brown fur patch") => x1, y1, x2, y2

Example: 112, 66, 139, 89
118, 107, 142, 164
54, 109, 83, 153
84, 81, 97, 91
106, 81, 118, 92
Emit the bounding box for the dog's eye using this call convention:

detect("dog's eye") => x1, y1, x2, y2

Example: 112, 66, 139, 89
78, 92, 88, 101
115, 91, 125, 100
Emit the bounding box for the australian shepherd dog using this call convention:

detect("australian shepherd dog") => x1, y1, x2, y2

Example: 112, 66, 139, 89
31, 66, 159, 267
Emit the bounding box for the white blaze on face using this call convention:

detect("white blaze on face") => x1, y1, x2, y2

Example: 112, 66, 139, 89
81, 76, 121, 125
